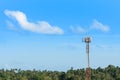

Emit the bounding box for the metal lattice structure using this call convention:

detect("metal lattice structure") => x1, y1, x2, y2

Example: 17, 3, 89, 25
82, 37, 91, 80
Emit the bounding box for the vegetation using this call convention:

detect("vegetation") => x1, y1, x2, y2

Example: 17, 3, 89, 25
0, 65, 120, 80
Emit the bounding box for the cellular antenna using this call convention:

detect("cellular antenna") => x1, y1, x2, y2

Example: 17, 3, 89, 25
82, 37, 91, 80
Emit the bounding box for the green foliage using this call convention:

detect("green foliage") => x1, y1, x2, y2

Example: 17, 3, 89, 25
0, 65, 119, 80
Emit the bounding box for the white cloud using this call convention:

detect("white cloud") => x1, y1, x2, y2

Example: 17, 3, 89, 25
6, 20, 18, 30
70, 26, 86, 34
90, 20, 110, 32
70, 20, 110, 34
4, 10, 64, 34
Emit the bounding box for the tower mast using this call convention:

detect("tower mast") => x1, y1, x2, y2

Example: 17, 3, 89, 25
82, 37, 91, 80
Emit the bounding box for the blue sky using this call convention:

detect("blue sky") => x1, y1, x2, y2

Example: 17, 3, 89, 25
0, 0, 120, 71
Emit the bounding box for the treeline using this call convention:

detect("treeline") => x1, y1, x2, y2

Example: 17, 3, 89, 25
0, 65, 120, 80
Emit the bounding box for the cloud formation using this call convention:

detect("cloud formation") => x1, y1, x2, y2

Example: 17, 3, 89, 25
70, 26, 86, 34
90, 20, 110, 32
70, 19, 110, 34
6, 20, 18, 30
4, 10, 64, 34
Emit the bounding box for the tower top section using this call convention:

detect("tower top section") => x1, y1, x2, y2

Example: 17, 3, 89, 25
82, 37, 91, 43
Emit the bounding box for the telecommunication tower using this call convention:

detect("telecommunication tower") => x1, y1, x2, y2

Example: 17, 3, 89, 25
82, 37, 91, 80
